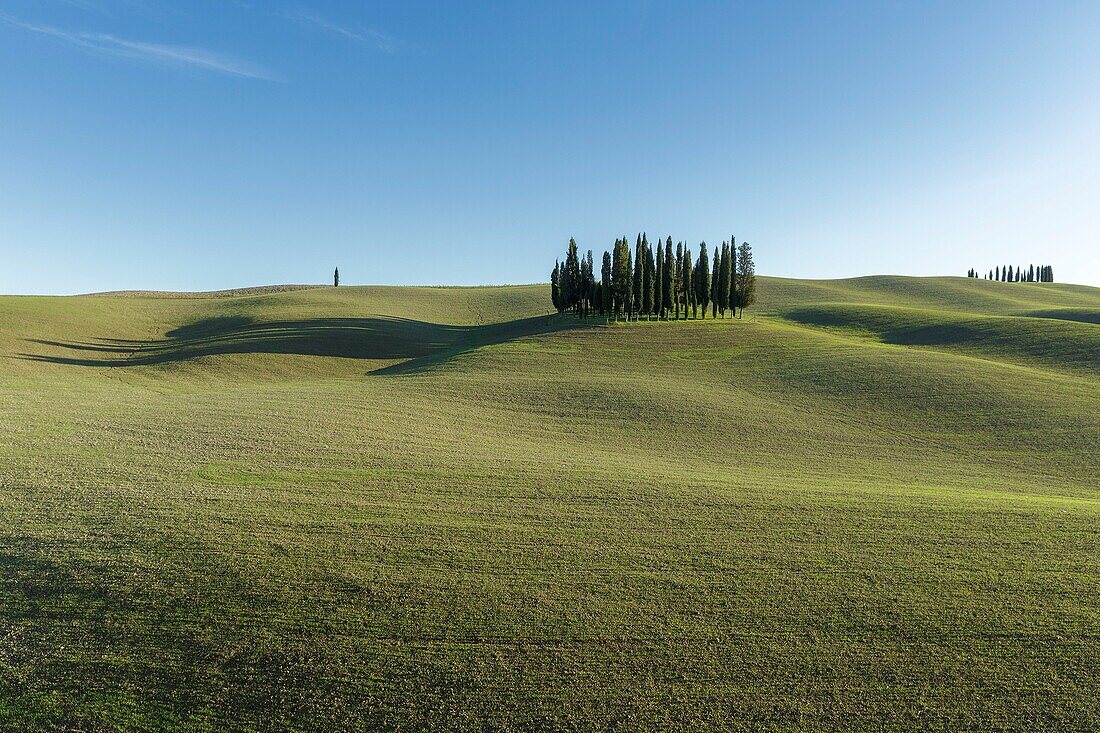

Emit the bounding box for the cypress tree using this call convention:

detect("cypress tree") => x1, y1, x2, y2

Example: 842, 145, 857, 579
583, 250, 595, 317
607, 250, 616, 314
643, 241, 656, 320
995, 265, 1000, 281
718, 241, 732, 318
551, 261, 561, 311
668, 242, 677, 316
682, 246, 695, 318
710, 246, 720, 318
651, 242, 660, 316
334, 267, 340, 287
662, 238, 674, 318
734, 242, 761, 316
735, 241, 757, 318
563, 238, 582, 313
612, 238, 632, 319
632, 234, 643, 319
728, 239, 738, 317
696, 243, 710, 318
626, 244, 634, 318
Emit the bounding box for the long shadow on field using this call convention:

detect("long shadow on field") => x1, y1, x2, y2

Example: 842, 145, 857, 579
20, 313, 577, 374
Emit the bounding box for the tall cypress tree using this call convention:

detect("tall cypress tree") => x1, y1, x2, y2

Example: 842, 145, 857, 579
696, 243, 710, 318
334, 267, 340, 287
551, 261, 561, 311
651, 242, 660, 316
710, 246, 720, 318
677, 245, 686, 316
668, 242, 677, 316
735, 241, 757, 318
632, 234, 644, 319
643, 241, 655, 320
718, 241, 732, 318
584, 250, 595, 317
601, 251, 612, 315
612, 238, 632, 319
662, 238, 674, 318
563, 238, 582, 313
730, 236, 739, 314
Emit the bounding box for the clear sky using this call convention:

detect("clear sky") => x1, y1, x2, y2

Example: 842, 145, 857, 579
2, 1, 1099, 294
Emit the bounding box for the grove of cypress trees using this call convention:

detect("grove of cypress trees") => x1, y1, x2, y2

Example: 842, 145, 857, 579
696, 243, 710, 318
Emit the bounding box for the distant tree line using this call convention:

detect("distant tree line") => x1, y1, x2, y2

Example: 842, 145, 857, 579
551, 234, 756, 320
967, 264, 1054, 283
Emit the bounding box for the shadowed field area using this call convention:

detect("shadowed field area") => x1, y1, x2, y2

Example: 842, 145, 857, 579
1, 277, 1098, 731
22, 313, 570, 374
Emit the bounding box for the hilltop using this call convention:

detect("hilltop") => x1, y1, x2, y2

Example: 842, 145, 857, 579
0, 276, 1097, 731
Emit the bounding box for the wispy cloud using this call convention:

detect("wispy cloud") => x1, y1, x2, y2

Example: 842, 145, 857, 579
279, 7, 397, 53
1, 12, 275, 80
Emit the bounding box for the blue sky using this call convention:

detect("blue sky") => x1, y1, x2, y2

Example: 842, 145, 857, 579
2, 1, 1098, 293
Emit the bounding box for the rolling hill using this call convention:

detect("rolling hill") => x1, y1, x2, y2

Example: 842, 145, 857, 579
1, 276, 1097, 731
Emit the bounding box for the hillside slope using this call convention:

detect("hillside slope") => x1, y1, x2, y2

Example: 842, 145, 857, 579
0, 276, 1098, 731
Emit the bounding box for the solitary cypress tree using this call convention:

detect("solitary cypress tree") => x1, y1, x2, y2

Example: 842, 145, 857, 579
600, 251, 612, 315
718, 241, 732, 318
334, 267, 340, 287
696, 242, 710, 318
662, 238, 674, 317
734, 241, 756, 318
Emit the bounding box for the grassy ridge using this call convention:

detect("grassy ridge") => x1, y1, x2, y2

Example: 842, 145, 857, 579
1, 276, 1098, 731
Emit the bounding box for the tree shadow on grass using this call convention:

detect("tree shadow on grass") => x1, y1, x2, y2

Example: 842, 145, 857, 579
20, 313, 581, 375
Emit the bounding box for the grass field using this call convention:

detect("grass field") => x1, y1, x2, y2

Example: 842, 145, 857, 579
1, 276, 1098, 731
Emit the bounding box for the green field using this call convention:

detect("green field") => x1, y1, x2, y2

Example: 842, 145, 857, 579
1, 276, 1098, 731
